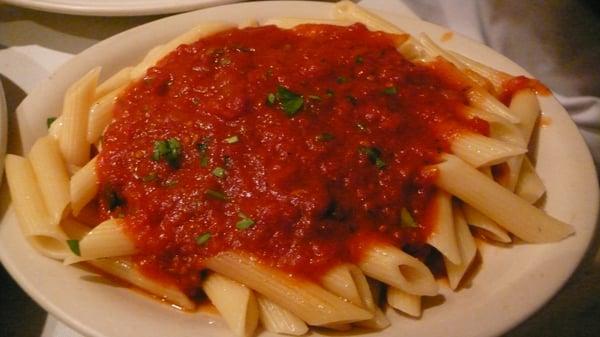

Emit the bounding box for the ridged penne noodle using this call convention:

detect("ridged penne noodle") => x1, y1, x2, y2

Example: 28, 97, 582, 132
87, 86, 125, 144
358, 244, 438, 296
28, 136, 71, 225
466, 88, 519, 124
5, 154, 69, 259
65, 218, 137, 264
95, 66, 132, 99
264, 17, 353, 29
130, 22, 234, 81
59, 67, 100, 166
448, 50, 512, 94
432, 154, 573, 242
418, 34, 490, 89
203, 273, 259, 337
515, 157, 546, 204
426, 191, 461, 264
333, 0, 403, 34
509, 89, 541, 143
356, 279, 390, 330
70, 156, 98, 216
387, 287, 421, 317
451, 132, 526, 168
462, 204, 511, 243
321, 264, 372, 308
91, 258, 195, 311
205, 251, 373, 326
48, 115, 63, 139
256, 295, 308, 336
444, 204, 477, 290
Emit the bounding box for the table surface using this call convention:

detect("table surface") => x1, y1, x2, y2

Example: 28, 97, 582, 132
1, 1, 599, 337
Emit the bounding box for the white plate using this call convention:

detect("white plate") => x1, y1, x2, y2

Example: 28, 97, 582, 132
0, 81, 6, 181
0, 2, 598, 337
2, 0, 240, 16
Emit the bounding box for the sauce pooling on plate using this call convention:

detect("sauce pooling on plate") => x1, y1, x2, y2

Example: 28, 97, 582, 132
96, 24, 488, 294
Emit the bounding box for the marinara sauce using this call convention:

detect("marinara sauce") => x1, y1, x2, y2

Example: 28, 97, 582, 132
97, 24, 488, 295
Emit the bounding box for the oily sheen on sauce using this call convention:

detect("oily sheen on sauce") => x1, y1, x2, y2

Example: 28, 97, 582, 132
96, 24, 488, 295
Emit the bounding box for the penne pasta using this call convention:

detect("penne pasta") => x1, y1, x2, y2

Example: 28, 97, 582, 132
87, 86, 125, 144
28, 136, 71, 225
59, 67, 100, 166
387, 287, 421, 317
426, 191, 461, 264
515, 157, 546, 204
444, 204, 477, 290
462, 203, 511, 243
333, 0, 403, 34
95, 66, 132, 99
130, 22, 234, 81
5, 154, 69, 259
358, 244, 438, 296
431, 154, 573, 242
91, 258, 195, 311
256, 295, 308, 336
448, 50, 512, 94
451, 132, 526, 168
203, 273, 259, 337
70, 156, 98, 216
264, 17, 353, 29
466, 87, 519, 124
206, 251, 373, 326
65, 218, 137, 264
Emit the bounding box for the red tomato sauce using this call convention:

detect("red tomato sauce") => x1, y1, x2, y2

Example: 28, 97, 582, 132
96, 24, 488, 294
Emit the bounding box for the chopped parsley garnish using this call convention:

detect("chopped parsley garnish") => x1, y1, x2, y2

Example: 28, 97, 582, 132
236, 213, 255, 229
401, 208, 417, 228
205, 189, 227, 201
317, 132, 335, 142
142, 172, 157, 182
359, 146, 386, 169
346, 95, 358, 106
46, 117, 57, 129
197, 139, 210, 167
195, 232, 211, 245
224, 135, 239, 144
337, 76, 348, 84
152, 138, 182, 168
308, 95, 321, 100
355, 55, 364, 64
162, 179, 177, 187
275, 86, 304, 117
383, 86, 397, 95
326, 89, 334, 97
266, 93, 276, 105
212, 167, 226, 178
66, 239, 80, 256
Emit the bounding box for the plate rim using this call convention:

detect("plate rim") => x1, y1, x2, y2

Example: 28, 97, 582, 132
1, 2, 598, 337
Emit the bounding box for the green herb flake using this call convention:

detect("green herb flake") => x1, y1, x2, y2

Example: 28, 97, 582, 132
346, 95, 358, 106
200, 156, 209, 167
275, 86, 304, 117
142, 172, 157, 182
197, 139, 210, 167
326, 89, 334, 97
67, 239, 80, 256
359, 146, 386, 169
195, 232, 211, 246
337, 76, 348, 84
46, 117, 57, 129
236, 213, 255, 230
224, 135, 239, 144
205, 189, 227, 201
163, 179, 177, 187
401, 208, 418, 228
317, 132, 334, 142
266, 93, 276, 105
212, 167, 226, 178
355, 55, 364, 64
308, 95, 321, 100
383, 86, 397, 95
152, 138, 182, 168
